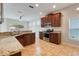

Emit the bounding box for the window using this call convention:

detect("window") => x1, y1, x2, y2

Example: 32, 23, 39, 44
69, 17, 79, 41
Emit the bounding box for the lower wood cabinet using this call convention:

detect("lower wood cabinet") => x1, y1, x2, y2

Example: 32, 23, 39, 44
39, 32, 44, 39
10, 51, 21, 56
49, 32, 61, 44
39, 32, 61, 45
15, 33, 35, 47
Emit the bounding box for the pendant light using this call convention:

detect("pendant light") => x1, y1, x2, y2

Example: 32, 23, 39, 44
0, 3, 4, 24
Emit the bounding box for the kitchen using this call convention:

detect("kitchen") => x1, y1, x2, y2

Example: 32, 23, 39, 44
0, 3, 79, 56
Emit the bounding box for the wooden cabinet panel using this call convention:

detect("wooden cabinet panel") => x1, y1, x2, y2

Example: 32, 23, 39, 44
31, 33, 35, 43
10, 51, 21, 56
23, 34, 31, 46
49, 32, 61, 44
41, 16, 48, 27
41, 17, 44, 27
15, 33, 35, 47
16, 35, 24, 46
51, 14, 55, 26
41, 17, 46, 27
23, 33, 35, 46
51, 13, 61, 27
41, 13, 61, 27
39, 32, 44, 39
47, 15, 52, 23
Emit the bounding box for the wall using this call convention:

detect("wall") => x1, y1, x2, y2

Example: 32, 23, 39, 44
39, 4, 79, 47
0, 18, 7, 32
29, 18, 41, 40
0, 15, 1, 31
29, 18, 41, 32
0, 18, 30, 32
6, 18, 30, 31
52, 4, 79, 47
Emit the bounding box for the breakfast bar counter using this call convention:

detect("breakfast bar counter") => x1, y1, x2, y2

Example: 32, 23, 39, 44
0, 32, 35, 56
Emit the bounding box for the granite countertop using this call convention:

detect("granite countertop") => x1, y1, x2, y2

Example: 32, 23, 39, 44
0, 32, 35, 56
14, 32, 34, 37
0, 49, 21, 56
0, 36, 24, 56
40, 31, 61, 33
50, 31, 61, 33
0, 32, 34, 39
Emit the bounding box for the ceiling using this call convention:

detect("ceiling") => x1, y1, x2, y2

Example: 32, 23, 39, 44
3, 3, 74, 21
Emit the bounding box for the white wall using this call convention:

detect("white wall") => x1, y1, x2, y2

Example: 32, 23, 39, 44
51, 4, 79, 47
0, 18, 7, 32
29, 18, 41, 39
0, 18, 30, 32
37, 4, 79, 47
29, 18, 41, 32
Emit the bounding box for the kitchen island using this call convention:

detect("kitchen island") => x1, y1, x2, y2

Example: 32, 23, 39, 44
0, 32, 35, 56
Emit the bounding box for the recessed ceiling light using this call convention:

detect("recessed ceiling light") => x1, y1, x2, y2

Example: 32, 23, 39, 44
35, 4, 39, 7
76, 7, 79, 10
40, 12, 42, 15
53, 5, 56, 8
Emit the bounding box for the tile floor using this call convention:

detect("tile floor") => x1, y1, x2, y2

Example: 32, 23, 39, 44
22, 39, 79, 56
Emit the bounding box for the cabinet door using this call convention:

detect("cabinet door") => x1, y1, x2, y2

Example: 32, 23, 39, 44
54, 13, 61, 27
41, 17, 48, 27
51, 13, 61, 27
49, 33, 61, 44
41, 17, 45, 27
51, 15, 55, 26
31, 33, 35, 43
47, 15, 52, 24
39, 32, 44, 39
15, 35, 24, 46
23, 34, 32, 46
41, 13, 61, 27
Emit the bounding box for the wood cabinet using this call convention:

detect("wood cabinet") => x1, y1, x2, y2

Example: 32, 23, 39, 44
41, 13, 61, 27
49, 32, 61, 44
51, 13, 61, 27
41, 16, 48, 27
31, 33, 35, 43
23, 34, 32, 46
39, 31, 61, 44
46, 15, 51, 24
15, 33, 35, 46
23, 33, 35, 46
15, 35, 24, 46
10, 51, 21, 56
39, 32, 44, 39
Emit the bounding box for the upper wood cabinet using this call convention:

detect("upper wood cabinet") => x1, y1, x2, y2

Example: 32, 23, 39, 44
41, 13, 61, 27
47, 15, 51, 23
41, 16, 48, 27
51, 13, 61, 27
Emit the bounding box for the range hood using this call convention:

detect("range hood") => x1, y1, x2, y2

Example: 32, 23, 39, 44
0, 3, 4, 24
